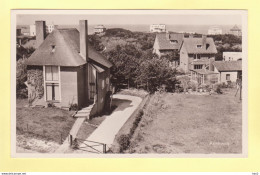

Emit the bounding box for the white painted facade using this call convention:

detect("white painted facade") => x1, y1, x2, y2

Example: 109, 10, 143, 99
213, 66, 239, 83
30, 24, 36, 36
29, 24, 55, 36
94, 25, 106, 34
150, 24, 166, 33
223, 52, 242, 61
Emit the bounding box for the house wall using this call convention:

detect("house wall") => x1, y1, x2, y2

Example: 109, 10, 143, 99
179, 45, 189, 73
96, 69, 110, 114
77, 65, 87, 109
219, 71, 238, 83
182, 53, 215, 73
60, 67, 78, 108
153, 36, 161, 57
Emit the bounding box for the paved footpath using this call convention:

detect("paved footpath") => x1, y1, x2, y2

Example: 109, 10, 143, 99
55, 117, 85, 153
81, 94, 142, 153
55, 94, 142, 154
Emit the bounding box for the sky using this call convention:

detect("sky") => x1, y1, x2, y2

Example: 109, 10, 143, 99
16, 12, 243, 26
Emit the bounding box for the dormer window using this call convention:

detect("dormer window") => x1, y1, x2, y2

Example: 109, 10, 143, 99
51, 45, 56, 53
197, 45, 202, 48
170, 40, 178, 44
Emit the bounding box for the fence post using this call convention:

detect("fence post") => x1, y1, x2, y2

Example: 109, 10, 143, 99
69, 134, 73, 146
103, 144, 106, 154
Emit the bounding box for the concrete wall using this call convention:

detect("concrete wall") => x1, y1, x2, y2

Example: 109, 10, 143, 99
60, 67, 78, 108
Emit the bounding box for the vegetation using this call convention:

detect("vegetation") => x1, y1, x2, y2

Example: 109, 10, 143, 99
127, 88, 242, 153
89, 28, 179, 93
16, 44, 35, 99
16, 99, 75, 152
208, 34, 242, 61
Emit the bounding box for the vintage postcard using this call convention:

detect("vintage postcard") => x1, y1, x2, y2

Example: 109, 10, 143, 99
11, 10, 248, 158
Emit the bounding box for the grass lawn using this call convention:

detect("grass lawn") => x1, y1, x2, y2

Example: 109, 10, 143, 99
16, 99, 75, 152
128, 88, 242, 154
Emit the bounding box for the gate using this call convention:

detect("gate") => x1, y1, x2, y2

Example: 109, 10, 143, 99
70, 135, 107, 154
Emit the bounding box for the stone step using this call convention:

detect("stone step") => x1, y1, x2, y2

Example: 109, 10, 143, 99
74, 113, 90, 118
77, 109, 91, 113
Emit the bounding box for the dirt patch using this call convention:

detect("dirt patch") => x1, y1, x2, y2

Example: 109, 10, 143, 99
16, 134, 60, 153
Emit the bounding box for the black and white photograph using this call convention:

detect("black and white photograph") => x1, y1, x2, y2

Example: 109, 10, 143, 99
11, 10, 248, 157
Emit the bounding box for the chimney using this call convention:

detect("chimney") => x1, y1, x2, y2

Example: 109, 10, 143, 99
36, 21, 46, 48
166, 31, 170, 40
79, 20, 88, 61
202, 34, 207, 45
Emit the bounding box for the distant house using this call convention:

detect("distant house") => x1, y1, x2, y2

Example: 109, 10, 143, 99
179, 35, 217, 73
153, 32, 184, 66
29, 24, 56, 36
208, 26, 222, 35
21, 27, 30, 36
26, 20, 113, 115
179, 35, 218, 84
94, 25, 106, 34
213, 61, 242, 83
229, 25, 242, 36
223, 52, 242, 61
150, 24, 166, 33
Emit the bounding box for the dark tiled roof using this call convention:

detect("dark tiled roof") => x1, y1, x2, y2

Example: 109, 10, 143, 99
156, 32, 184, 50
213, 61, 242, 71
26, 28, 112, 68
182, 37, 217, 54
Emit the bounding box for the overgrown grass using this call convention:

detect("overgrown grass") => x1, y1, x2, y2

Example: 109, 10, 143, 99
128, 88, 242, 154
16, 99, 75, 151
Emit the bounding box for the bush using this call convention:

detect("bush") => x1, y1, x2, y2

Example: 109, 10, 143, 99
117, 134, 131, 153
16, 58, 28, 99
216, 87, 223, 94
47, 102, 55, 108
69, 103, 78, 111
117, 109, 144, 153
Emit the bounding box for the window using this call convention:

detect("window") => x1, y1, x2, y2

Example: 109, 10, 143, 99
45, 66, 60, 101
45, 66, 59, 81
194, 65, 203, 69
226, 74, 230, 81
197, 45, 202, 48
170, 40, 178, 44
193, 54, 201, 59
102, 80, 105, 89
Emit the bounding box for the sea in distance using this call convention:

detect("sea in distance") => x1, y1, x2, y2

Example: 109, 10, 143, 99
17, 24, 240, 35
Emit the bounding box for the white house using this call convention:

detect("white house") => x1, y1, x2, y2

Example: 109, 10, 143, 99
29, 23, 55, 36
150, 24, 166, 33
213, 61, 242, 83
223, 52, 242, 61
30, 24, 36, 36
94, 25, 106, 34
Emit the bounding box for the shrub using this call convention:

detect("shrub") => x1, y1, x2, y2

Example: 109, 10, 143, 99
117, 109, 144, 153
27, 67, 44, 101
117, 134, 131, 153
69, 103, 78, 111
47, 102, 55, 108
